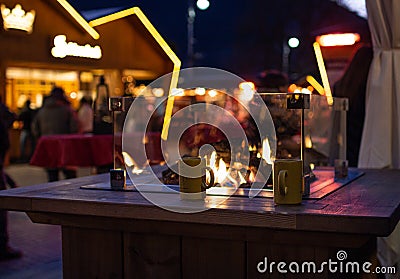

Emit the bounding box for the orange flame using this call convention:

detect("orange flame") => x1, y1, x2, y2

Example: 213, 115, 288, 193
209, 151, 238, 187
261, 138, 273, 164
248, 170, 256, 182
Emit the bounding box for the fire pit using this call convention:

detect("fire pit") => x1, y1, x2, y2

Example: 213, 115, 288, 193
104, 68, 351, 205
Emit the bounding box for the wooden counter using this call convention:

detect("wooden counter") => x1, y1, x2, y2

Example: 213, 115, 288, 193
1, 169, 399, 278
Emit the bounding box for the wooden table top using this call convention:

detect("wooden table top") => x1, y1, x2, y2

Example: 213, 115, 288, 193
0, 168, 399, 236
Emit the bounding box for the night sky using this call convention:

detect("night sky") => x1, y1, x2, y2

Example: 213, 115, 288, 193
67, 0, 369, 83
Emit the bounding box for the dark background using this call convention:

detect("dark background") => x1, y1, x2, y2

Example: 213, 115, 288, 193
68, 0, 370, 83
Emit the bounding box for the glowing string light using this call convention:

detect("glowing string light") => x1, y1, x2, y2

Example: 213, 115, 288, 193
306, 75, 325, 96
89, 7, 181, 140
56, 0, 99, 39
313, 42, 333, 105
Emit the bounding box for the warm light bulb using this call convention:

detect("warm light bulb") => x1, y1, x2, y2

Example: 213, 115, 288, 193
208, 89, 217, 97
152, 88, 164, 97
195, 87, 206, 95
316, 33, 360, 47
172, 88, 184, 96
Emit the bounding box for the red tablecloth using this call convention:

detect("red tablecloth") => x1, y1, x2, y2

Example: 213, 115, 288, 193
30, 134, 113, 168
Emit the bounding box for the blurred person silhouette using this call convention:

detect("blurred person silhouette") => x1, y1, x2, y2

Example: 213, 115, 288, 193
0, 98, 18, 188
18, 99, 36, 162
333, 45, 373, 167
257, 69, 289, 93
93, 75, 112, 134
77, 96, 94, 134
0, 98, 22, 260
32, 87, 79, 182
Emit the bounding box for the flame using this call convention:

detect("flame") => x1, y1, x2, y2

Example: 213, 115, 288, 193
208, 151, 237, 187
261, 138, 273, 164
209, 151, 221, 183
216, 158, 228, 184
210, 151, 217, 171
248, 170, 256, 182
122, 152, 143, 174
238, 171, 247, 185
305, 134, 313, 149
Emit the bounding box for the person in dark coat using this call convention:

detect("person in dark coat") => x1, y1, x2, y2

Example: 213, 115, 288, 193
333, 45, 373, 167
18, 99, 36, 162
32, 87, 79, 182
0, 100, 22, 260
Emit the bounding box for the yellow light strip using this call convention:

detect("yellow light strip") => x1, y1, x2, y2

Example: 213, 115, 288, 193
89, 7, 181, 140
88, 7, 136, 26
306, 75, 325, 96
133, 7, 180, 140
56, 0, 99, 39
313, 42, 333, 105
161, 66, 180, 140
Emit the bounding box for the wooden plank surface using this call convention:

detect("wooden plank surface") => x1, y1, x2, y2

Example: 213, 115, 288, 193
1, 169, 400, 235
124, 233, 181, 279
182, 237, 245, 279
62, 226, 123, 279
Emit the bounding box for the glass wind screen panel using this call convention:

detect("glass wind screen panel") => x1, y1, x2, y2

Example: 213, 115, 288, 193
118, 93, 346, 187
121, 91, 276, 188
304, 95, 348, 169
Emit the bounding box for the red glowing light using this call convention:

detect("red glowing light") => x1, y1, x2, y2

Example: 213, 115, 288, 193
316, 33, 360, 47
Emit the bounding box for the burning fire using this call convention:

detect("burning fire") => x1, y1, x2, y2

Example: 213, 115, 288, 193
122, 152, 143, 174
249, 145, 257, 152
210, 151, 226, 184
206, 138, 274, 187
248, 170, 256, 182
238, 171, 247, 184
216, 158, 228, 184
261, 138, 273, 164
305, 134, 313, 148
208, 151, 238, 187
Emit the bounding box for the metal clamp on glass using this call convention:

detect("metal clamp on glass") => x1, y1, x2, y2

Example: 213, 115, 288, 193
108, 96, 134, 112
108, 97, 134, 189
286, 93, 311, 196
286, 92, 310, 110
333, 97, 349, 179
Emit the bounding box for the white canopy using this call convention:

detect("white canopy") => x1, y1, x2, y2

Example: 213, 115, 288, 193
360, 1, 400, 276
359, 0, 400, 168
